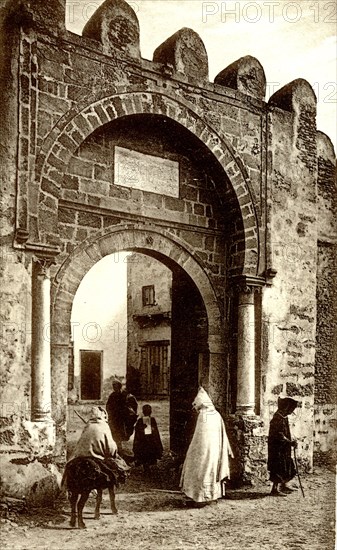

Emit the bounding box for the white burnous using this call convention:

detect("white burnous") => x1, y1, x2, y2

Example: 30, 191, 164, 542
180, 387, 233, 504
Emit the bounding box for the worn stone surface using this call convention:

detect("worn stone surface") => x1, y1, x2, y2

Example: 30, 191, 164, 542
215, 55, 266, 100
153, 28, 208, 82
261, 79, 320, 469
0, 456, 61, 506
82, 0, 140, 59
226, 415, 268, 485
314, 132, 337, 466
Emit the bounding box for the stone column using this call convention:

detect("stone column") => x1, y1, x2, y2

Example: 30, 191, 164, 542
233, 276, 264, 416
31, 258, 52, 421
236, 287, 256, 415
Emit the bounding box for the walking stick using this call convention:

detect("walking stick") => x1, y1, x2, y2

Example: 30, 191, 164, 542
74, 409, 87, 424
293, 447, 305, 498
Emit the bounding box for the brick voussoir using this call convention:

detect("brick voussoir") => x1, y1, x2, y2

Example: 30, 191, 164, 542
86, 110, 102, 132
112, 97, 128, 117
85, 243, 102, 263
97, 235, 119, 257
41, 177, 61, 198
105, 104, 118, 121
74, 115, 92, 137
237, 193, 252, 207
244, 215, 258, 229
58, 132, 78, 151
93, 104, 110, 125
123, 96, 137, 115
122, 97, 136, 116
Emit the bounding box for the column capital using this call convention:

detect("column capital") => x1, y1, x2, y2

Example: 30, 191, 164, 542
230, 275, 265, 295
33, 256, 56, 277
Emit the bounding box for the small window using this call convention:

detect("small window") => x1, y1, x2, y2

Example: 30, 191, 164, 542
142, 285, 155, 306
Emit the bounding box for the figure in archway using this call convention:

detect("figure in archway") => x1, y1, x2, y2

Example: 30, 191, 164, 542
180, 387, 233, 506
106, 380, 138, 454
133, 404, 163, 474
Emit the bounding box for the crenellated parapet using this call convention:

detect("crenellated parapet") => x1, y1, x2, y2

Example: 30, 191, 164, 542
1, 0, 66, 33
215, 55, 266, 100
82, 0, 140, 59
153, 27, 209, 83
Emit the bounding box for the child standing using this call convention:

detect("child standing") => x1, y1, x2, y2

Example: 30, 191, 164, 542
133, 404, 163, 473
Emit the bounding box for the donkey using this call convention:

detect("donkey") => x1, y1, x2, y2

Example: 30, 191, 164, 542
62, 456, 127, 529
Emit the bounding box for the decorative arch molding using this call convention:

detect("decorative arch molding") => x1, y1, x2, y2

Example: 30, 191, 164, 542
37, 89, 260, 275
51, 224, 222, 347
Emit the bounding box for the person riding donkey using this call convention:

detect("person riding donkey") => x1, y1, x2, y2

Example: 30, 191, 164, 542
62, 406, 129, 528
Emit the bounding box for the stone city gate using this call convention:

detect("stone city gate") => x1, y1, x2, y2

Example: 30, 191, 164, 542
1, 0, 335, 502
0, 0, 269, 486
29, 88, 264, 459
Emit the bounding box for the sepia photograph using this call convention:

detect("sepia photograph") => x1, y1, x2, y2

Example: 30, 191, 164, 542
0, 0, 336, 548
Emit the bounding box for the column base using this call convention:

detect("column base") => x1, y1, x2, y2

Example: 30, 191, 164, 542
235, 404, 256, 416
31, 410, 52, 422
22, 419, 56, 456
226, 414, 267, 486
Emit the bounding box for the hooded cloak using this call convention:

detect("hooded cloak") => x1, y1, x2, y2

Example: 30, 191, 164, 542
180, 388, 233, 502
72, 406, 117, 460
267, 397, 298, 483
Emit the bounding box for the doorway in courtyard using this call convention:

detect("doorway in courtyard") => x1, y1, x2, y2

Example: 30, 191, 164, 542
67, 250, 208, 457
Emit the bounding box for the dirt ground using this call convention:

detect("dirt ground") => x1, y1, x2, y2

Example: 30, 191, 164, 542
2, 402, 335, 549
0, 464, 335, 550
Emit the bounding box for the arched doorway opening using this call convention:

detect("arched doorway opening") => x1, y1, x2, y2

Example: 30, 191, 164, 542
52, 229, 219, 460
67, 248, 208, 457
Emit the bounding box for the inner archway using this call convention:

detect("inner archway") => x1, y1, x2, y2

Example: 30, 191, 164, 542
67, 248, 208, 457
51, 227, 220, 460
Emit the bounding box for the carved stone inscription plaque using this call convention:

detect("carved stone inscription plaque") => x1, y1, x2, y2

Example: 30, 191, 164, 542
114, 146, 179, 197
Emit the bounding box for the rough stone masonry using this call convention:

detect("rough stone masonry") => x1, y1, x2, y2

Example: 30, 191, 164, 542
0, 0, 336, 504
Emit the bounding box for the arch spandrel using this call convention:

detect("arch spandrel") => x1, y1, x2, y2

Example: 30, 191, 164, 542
38, 91, 260, 277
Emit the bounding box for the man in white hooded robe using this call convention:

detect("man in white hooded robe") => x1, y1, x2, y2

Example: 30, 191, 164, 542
180, 387, 233, 504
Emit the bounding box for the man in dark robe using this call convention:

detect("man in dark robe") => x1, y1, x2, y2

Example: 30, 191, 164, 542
106, 380, 138, 454
268, 397, 298, 496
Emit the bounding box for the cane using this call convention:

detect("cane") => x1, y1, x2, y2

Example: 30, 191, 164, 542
293, 447, 305, 498
74, 409, 87, 424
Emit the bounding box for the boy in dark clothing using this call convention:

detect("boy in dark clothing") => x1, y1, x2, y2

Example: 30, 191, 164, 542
133, 404, 163, 473
268, 397, 298, 496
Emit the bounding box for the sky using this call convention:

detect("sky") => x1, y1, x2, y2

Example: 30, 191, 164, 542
71, 252, 129, 377
66, 0, 337, 151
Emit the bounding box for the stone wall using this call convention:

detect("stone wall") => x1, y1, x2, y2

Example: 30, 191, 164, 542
0, 4, 58, 503
314, 132, 337, 466
12, 10, 263, 275
261, 80, 319, 471
57, 116, 228, 298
